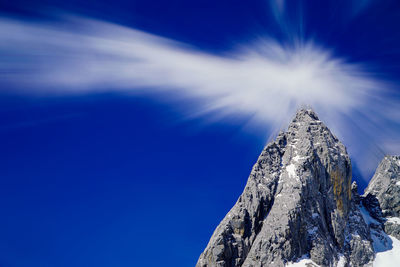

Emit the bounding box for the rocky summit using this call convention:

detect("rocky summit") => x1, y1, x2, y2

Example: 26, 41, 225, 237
197, 109, 400, 267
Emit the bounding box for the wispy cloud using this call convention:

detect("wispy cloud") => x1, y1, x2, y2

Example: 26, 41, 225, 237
0, 14, 399, 179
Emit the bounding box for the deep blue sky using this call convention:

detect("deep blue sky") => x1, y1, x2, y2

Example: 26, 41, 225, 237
0, 93, 263, 266
1, 0, 400, 266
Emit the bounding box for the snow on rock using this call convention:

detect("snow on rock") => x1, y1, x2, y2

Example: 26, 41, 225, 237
387, 217, 400, 224
337, 255, 346, 267
292, 155, 305, 162
359, 205, 379, 226
196, 109, 369, 267
374, 236, 400, 267
286, 256, 320, 267
286, 164, 297, 179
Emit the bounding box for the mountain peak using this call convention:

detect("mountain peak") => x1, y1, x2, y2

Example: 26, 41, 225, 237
197, 108, 362, 267
198, 109, 400, 267
292, 108, 320, 123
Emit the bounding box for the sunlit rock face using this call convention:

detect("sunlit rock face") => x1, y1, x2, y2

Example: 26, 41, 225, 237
364, 156, 400, 240
197, 109, 375, 267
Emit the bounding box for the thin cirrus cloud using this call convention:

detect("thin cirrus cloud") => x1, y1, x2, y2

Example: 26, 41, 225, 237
0, 14, 399, 180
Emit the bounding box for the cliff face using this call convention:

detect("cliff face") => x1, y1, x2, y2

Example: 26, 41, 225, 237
364, 156, 400, 240
197, 109, 376, 267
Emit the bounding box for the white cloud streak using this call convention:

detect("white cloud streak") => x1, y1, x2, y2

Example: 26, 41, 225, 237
0, 15, 399, 180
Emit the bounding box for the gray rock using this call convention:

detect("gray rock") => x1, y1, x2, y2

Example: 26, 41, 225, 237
344, 182, 374, 267
364, 156, 400, 240
197, 109, 375, 267
365, 156, 400, 217
197, 109, 400, 267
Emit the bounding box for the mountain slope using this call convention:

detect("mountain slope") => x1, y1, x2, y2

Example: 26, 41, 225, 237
197, 109, 376, 267
364, 156, 400, 240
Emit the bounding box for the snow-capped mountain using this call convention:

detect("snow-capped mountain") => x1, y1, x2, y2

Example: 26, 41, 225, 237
197, 109, 400, 267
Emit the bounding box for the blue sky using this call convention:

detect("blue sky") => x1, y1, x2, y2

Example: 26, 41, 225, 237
1, 0, 400, 266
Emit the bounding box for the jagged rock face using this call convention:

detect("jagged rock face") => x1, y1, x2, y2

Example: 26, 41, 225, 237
197, 109, 365, 267
364, 156, 400, 240
365, 156, 400, 217
344, 183, 374, 267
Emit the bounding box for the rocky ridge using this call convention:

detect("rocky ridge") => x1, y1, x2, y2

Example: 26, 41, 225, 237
364, 156, 400, 241
197, 109, 399, 267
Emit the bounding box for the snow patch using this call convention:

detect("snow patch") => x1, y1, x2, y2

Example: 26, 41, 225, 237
370, 229, 392, 252
292, 155, 305, 162
286, 256, 320, 267
286, 164, 297, 180
359, 204, 392, 252
312, 213, 319, 219
387, 217, 400, 224
396, 181, 400, 186
337, 255, 346, 267
359, 205, 379, 225
374, 235, 400, 267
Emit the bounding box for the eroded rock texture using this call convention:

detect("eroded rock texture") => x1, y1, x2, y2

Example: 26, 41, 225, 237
364, 156, 400, 240
197, 109, 375, 267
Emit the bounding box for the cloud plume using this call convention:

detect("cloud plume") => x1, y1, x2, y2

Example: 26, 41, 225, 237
0, 14, 399, 180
